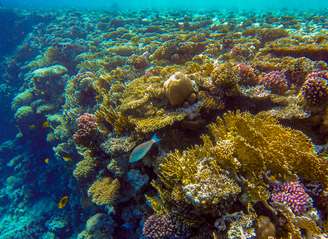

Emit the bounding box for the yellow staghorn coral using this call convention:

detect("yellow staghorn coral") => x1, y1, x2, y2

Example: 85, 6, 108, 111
95, 96, 131, 135
159, 135, 241, 210
208, 112, 328, 191
88, 177, 120, 206
154, 111, 328, 225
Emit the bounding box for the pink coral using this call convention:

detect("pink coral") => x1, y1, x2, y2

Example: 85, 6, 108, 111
143, 214, 189, 239
271, 181, 312, 215
237, 63, 258, 85
260, 71, 288, 94
73, 113, 98, 147
301, 71, 328, 106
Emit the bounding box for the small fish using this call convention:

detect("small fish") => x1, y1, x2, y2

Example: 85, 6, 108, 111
63, 155, 72, 162
129, 134, 160, 163
58, 196, 69, 209
29, 125, 36, 130
44, 158, 49, 164
42, 121, 50, 128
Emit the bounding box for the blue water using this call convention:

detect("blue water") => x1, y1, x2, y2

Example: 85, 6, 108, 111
3, 0, 328, 10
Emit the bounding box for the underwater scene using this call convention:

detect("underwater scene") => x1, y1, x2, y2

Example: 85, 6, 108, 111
1, 0, 328, 238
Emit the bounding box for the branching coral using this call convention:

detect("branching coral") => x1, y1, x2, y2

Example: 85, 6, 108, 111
211, 62, 241, 96
88, 177, 120, 206
301, 71, 328, 106
153, 111, 328, 228
143, 214, 190, 239
73, 113, 99, 147
73, 151, 97, 181
259, 71, 288, 94
270, 181, 312, 215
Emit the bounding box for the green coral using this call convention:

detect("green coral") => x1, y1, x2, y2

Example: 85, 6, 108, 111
11, 89, 34, 111
14, 106, 34, 122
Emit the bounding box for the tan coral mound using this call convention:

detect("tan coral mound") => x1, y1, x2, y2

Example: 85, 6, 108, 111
164, 72, 194, 106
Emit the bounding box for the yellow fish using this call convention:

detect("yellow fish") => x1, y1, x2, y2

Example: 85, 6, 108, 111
58, 196, 69, 209
42, 121, 50, 128
44, 158, 49, 164
29, 125, 37, 129
63, 155, 72, 162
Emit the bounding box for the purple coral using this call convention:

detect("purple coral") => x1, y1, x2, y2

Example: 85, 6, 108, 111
301, 71, 328, 106
73, 113, 98, 146
143, 214, 189, 239
260, 71, 288, 94
271, 181, 312, 215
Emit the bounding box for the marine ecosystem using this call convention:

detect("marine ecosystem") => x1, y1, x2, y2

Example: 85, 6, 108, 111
1, 0, 328, 238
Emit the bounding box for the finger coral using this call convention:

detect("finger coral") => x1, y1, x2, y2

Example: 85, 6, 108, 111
73, 155, 97, 181
211, 62, 241, 96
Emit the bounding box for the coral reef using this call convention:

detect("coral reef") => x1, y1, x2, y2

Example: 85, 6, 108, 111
3, 7, 328, 239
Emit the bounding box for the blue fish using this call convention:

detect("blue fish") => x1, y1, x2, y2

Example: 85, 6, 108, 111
129, 134, 160, 163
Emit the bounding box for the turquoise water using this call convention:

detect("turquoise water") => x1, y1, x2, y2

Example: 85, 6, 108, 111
4, 0, 328, 10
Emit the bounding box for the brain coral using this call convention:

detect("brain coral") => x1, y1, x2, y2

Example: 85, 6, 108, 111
164, 72, 194, 106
